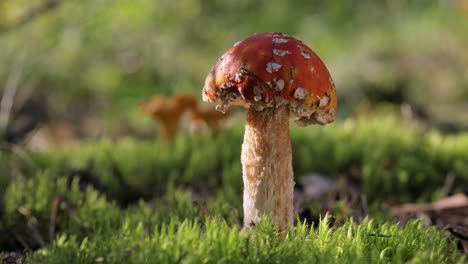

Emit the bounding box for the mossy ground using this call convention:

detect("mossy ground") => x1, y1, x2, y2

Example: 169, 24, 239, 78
1, 116, 467, 263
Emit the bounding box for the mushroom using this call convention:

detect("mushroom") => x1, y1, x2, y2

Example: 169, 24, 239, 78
202, 32, 337, 231
139, 94, 198, 139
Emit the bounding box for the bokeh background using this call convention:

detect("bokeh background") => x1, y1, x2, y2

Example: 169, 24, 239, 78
1, 0, 468, 260
1, 0, 467, 144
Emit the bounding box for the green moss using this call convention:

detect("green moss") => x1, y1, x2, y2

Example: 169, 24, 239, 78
2, 172, 461, 263
1, 116, 467, 261
9, 116, 467, 203
25, 213, 462, 264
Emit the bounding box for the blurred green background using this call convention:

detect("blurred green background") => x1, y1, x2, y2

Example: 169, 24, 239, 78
0, 0, 467, 143
1, 1, 468, 259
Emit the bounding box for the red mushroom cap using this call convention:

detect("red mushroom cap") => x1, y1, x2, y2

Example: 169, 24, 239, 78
202, 32, 337, 126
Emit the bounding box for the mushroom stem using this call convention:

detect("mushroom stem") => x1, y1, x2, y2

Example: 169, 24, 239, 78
241, 105, 293, 231
154, 113, 181, 140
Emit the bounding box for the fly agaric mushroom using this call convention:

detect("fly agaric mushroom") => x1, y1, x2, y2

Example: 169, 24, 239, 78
202, 32, 337, 231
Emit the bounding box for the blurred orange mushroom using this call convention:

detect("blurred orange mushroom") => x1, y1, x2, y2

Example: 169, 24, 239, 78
139, 94, 197, 139
188, 106, 232, 131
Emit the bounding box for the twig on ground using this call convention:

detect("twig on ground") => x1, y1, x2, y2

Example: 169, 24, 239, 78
230, 208, 242, 228
12, 233, 30, 252
48, 195, 86, 234
193, 200, 213, 218
360, 194, 369, 216
390, 194, 468, 215
366, 233, 393, 238
48, 196, 62, 242
0, 143, 38, 171
446, 225, 468, 254
26, 217, 45, 248
0, 62, 23, 133
441, 173, 455, 197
